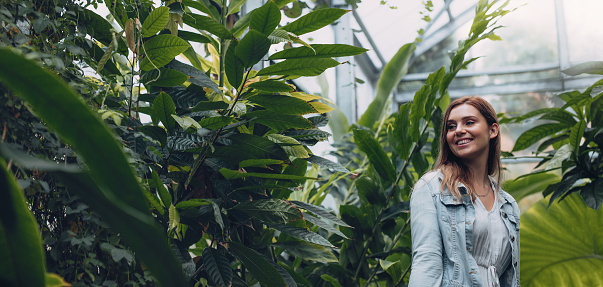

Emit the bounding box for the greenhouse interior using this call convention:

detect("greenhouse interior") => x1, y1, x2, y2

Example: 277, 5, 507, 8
1, 0, 602, 286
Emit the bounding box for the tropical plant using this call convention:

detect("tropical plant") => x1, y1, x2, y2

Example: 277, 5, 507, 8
0, 0, 367, 286
501, 63, 603, 210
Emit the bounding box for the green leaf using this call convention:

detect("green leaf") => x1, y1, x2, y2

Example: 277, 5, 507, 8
247, 94, 316, 115
172, 115, 202, 130
45, 273, 70, 287
380, 260, 403, 283
175, 199, 210, 211
178, 30, 212, 43
153, 92, 176, 134
356, 175, 385, 206
353, 128, 396, 182
191, 101, 229, 112
239, 159, 284, 168
271, 223, 333, 247
269, 44, 368, 59
220, 168, 316, 180
302, 213, 348, 239
228, 133, 289, 160
581, 178, 603, 210
291, 200, 350, 227
236, 30, 271, 68
250, 0, 281, 35
281, 8, 348, 36
142, 6, 169, 37
247, 80, 295, 92
273, 241, 338, 262
141, 185, 165, 216
234, 199, 302, 223
227, 0, 247, 15
561, 61, 603, 76
225, 41, 244, 89
321, 274, 342, 287
284, 129, 331, 142
0, 159, 46, 287
266, 134, 309, 158
198, 116, 234, 129
165, 60, 221, 95
306, 155, 350, 173
501, 172, 561, 202
203, 247, 233, 287
513, 123, 569, 151
140, 35, 191, 71
521, 193, 603, 286
137, 125, 167, 147
151, 170, 172, 208
141, 68, 189, 87
242, 110, 314, 131
357, 43, 415, 128
79, 9, 127, 54
182, 0, 220, 19
256, 58, 340, 76
229, 242, 286, 287
569, 120, 586, 152
545, 144, 572, 171
182, 13, 233, 39
539, 110, 577, 127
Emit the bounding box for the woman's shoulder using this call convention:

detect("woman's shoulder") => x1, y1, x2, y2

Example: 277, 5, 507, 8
412, 170, 442, 194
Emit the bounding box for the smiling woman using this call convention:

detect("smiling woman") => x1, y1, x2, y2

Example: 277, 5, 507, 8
409, 96, 521, 287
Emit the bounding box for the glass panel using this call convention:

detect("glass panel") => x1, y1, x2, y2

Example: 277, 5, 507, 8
563, 0, 603, 64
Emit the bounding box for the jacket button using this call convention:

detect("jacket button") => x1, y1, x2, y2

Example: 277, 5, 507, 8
514, 262, 517, 267
503, 213, 508, 218
511, 236, 515, 242
467, 247, 470, 251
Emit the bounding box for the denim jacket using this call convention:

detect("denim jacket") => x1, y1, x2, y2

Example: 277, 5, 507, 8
409, 171, 520, 287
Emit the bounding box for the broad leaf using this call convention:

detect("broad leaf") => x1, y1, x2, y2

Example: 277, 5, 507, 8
153, 92, 176, 134
521, 194, 603, 286
247, 80, 295, 92
281, 8, 348, 36
242, 110, 314, 131
513, 123, 569, 151
228, 133, 289, 160
273, 241, 338, 262
78, 9, 127, 53
142, 6, 169, 37
271, 223, 333, 247
239, 159, 284, 168
182, 13, 233, 39
0, 159, 46, 287
164, 60, 221, 95
234, 199, 302, 223
353, 128, 396, 183
283, 129, 331, 142
137, 125, 168, 147
266, 134, 309, 158
561, 61, 603, 76
380, 260, 403, 283
225, 41, 244, 89
291, 200, 350, 227
227, 0, 247, 15
247, 94, 316, 115
580, 178, 603, 210
256, 58, 340, 76
250, 0, 281, 35
151, 169, 172, 208
569, 120, 586, 152
356, 175, 386, 206
140, 35, 191, 71
303, 213, 348, 239
306, 154, 350, 173
178, 30, 212, 43
269, 44, 368, 59
203, 247, 233, 287
141, 68, 189, 87
220, 168, 316, 180
501, 172, 561, 202
236, 30, 271, 68
229, 242, 286, 287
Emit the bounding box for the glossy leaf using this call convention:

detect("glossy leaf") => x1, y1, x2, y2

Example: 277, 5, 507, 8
0, 159, 46, 287
140, 34, 191, 71
271, 223, 333, 247
269, 44, 368, 59
182, 13, 232, 39
234, 199, 302, 223
257, 58, 339, 76
357, 42, 415, 128
242, 110, 314, 131
247, 94, 316, 115
178, 30, 212, 43
228, 133, 288, 160
569, 120, 586, 152
225, 41, 244, 89
79, 9, 127, 53
227, 0, 247, 15
181, 0, 220, 19
45, 273, 71, 287
266, 134, 309, 158
141, 68, 189, 87
137, 125, 167, 147
151, 169, 172, 208
164, 60, 221, 94
283, 129, 331, 142
236, 30, 271, 68
513, 123, 569, 152
521, 194, 603, 286
229, 242, 286, 287
142, 6, 169, 37
356, 175, 385, 206
353, 128, 396, 183
273, 241, 338, 262
220, 168, 316, 180
502, 172, 561, 202
250, 0, 281, 35
203, 247, 233, 287
291, 200, 350, 227
581, 178, 603, 210
247, 80, 295, 92
380, 260, 403, 283
303, 213, 347, 239
281, 8, 348, 36
306, 154, 350, 173
153, 92, 176, 134
239, 159, 284, 168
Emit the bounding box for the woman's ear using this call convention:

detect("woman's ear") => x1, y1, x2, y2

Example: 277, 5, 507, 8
489, 123, 499, 139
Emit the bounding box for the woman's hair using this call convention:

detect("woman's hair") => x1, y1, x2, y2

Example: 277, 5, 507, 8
433, 96, 502, 200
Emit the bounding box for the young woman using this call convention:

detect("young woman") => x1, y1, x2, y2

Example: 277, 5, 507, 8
408, 96, 520, 287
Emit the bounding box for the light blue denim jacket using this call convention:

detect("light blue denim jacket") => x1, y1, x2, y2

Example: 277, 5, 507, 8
409, 171, 520, 287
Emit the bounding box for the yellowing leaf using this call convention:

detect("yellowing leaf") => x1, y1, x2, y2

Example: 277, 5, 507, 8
287, 92, 321, 101
309, 101, 334, 113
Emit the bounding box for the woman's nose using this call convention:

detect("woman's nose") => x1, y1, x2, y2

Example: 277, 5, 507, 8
455, 127, 465, 135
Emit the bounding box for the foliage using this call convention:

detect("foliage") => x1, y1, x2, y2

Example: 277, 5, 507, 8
520, 193, 603, 286
0, 0, 367, 286
502, 65, 603, 210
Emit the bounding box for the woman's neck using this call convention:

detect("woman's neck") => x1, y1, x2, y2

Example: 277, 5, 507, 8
464, 157, 490, 189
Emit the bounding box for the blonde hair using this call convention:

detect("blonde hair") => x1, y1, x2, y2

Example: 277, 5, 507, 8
433, 96, 502, 200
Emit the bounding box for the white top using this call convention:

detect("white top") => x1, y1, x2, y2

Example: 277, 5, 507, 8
472, 190, 512, 287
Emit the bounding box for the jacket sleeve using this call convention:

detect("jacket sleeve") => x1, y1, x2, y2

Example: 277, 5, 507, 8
408, 179, 444, 287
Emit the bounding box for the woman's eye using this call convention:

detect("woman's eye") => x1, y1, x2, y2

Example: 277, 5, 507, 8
447, 125, 456, 130
466, 121, 475, 125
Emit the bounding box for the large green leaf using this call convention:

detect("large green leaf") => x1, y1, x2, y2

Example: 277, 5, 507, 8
137, 125, 167, 147
256, 58, 340, 76
291, 200, 350, 227
228, 133, 289, 160
142, 6, 169, 37
141, 68, 189, 87
182, 13, 233, 39
306, 154, 350, 173
247, 80, 295, 92
580, 178, 603, 210
521, 193, 603, 286
250, 0, 281, 35
357, 42, 415, 128
569, 120, 586, 152
353, 128, 396, 183
234, 199, 302, 223
164, 60, 221, 95
236, 30, 271, 68
225, 41, 245, 89
273, 241, 338, 262
271, 223, 333, 247
0, 159, 46, 287
0, 49, 187, 286
302, 213, 348, 239
220, 168, 316, 180
269, 44, 368, 59
140, 34, 191, 71
247, 94, 316, 115
281, 8, 348, 36
513, 123, 569, 151
203, 247, 233, 287
182, 0, 220, 19
242, 110, 314, 131
78, 9, 128, 54
153, 92, 176, 134
229, 242, 286, 287
501, 173, 561, 202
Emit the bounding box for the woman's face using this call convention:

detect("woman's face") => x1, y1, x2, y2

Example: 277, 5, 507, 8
445, 104, 498, 164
